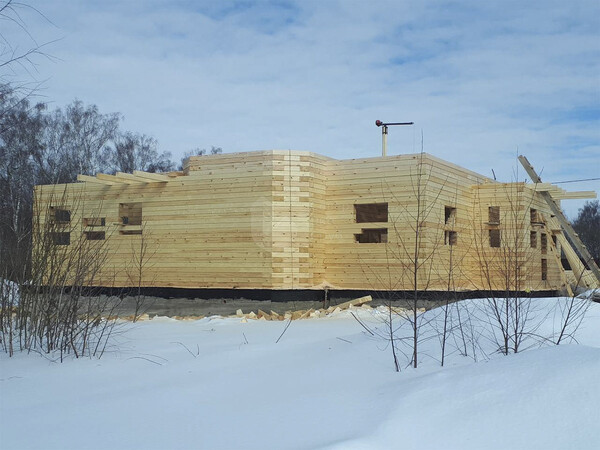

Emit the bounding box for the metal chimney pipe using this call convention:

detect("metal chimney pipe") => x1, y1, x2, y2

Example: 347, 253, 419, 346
375, 120, 414, 157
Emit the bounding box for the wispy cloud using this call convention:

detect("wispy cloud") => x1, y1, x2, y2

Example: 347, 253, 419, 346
5, 0, 600, 216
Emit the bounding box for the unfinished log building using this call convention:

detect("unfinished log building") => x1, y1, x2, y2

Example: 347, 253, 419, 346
34, 150, 598, 294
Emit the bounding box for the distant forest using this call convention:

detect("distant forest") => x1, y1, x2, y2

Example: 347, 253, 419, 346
0, 81, 222, 277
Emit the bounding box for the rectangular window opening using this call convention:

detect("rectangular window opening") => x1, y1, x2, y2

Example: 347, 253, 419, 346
120, 230, 142, 236
119, 203, 142, 225
51, 207, 71, 223
541, 259, 548, 281
83, 217, 105, 227
541, 233, 547, 254
489, 229, 501, 248
355, 203, 388, 223
355, 228, 388, 243
85, 231, 105, 241
445, 230, 458, 246
444, 206, 456, 225
530, 231, 537, 248
561, 251, 571, 270
51, 232, 70, 245
488, 206, 500, 225
530, 208, 540, 224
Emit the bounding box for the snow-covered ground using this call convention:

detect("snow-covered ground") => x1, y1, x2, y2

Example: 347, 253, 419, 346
1, 297, 599, 450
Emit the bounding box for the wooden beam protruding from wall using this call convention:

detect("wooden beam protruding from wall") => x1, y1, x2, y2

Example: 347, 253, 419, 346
77, 174, 115, 185
518, 155, 600, 286
132, 171, 170, 182
96, 173, 144, 185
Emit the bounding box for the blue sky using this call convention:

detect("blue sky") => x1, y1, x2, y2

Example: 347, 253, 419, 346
4, 0, 599, 217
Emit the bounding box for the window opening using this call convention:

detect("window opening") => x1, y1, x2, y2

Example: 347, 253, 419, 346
530, 231, 537, 248
119, 203, 142, 225
541, 233, 547, 254
85, 231, 105, 240
52, 232, 70, 245
355, 203, 388, 223
120, 230, 142, 236
530, 208, 541, 225
444, 206, 456, 224
541, 259, 548, 281
83, 217, 105, 227
488, 206, 500, 224
445, 230, 457, 246
355, 228, 388, 243
51, 208, 71, 223
489, 229, 501, 248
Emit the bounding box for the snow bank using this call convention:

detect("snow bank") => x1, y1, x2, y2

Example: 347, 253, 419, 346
329, 345, 600, 450
1, 299, 599, 450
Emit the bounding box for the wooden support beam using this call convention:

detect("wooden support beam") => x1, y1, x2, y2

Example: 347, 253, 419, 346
115, 172, 152, 183
524, 182, 562, 192
553, 191, 597, 200
518, 155, 600, 285
545, 228, 573, 296
76, 174, 115, 185
132, 170, 170, 182
556, 233, 590, 288
524, 183, 595, 199
96, 173, 143, 185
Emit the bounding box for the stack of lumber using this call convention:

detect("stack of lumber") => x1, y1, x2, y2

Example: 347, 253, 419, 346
234, 295, 373, 322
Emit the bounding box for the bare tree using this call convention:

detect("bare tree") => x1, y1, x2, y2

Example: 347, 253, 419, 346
179, 146, 222, 170
41, 100, 120, 182
572, 200, 600, 265
126, 221, 156, 322
110, 132, 174, 174
357, 145, 449, 371
1, 188, 120, 360
0, 88, 46, 278
0, 1, 54, 75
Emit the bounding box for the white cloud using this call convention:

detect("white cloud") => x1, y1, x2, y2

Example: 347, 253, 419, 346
5, 0, 599, 216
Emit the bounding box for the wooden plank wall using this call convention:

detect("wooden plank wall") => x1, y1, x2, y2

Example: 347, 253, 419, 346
321, 153, 492, 291
270, 151, 333, 289
468, 183, 564, 291
35, 152, 276, 288
33, 150, 579, 292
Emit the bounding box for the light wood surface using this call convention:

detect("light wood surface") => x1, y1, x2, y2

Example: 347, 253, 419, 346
34, 151, 597, 291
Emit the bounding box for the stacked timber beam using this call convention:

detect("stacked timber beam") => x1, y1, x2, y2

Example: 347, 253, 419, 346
33, 150, 598, 292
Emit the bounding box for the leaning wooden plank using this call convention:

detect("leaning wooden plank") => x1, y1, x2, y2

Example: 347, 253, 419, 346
519, 155, 600, 285
556, 225, 591, 288
545, 229, 574, 297
335, 295, 373, 310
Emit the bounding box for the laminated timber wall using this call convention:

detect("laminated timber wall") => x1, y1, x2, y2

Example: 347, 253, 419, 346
468, 183, 566, 292
322, 153, 491, 291
36, 152, 277, 289
34, 150, 582, 292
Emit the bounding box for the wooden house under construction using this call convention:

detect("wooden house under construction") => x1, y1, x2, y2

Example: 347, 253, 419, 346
33, 150, 599, 297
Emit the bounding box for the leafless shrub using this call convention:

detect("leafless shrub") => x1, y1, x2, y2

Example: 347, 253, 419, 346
126, 220, 156, 322
0, 188, 121, 360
